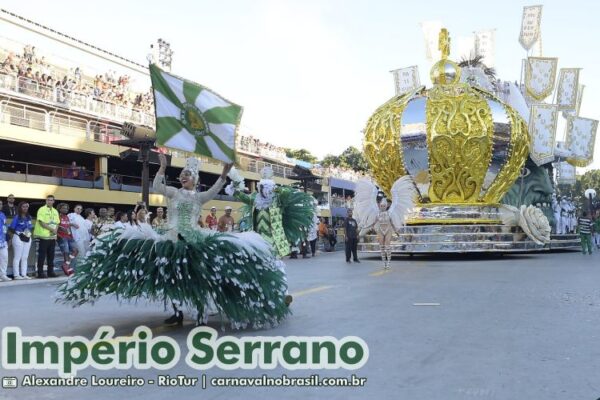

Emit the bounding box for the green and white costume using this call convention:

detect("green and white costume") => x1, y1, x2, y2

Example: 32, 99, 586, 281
58, 170, 290, 329
226, 167, 315, 258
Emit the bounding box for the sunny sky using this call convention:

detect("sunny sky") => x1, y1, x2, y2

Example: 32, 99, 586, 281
1, 0, 599, 165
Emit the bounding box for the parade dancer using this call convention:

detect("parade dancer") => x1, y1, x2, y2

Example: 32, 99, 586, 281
354, 176, 415, 269
58, 155, 291, 329
225, 166, 316, 303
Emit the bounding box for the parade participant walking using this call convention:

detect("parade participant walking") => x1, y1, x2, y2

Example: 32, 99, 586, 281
594, 215, 600, 249
205, 206, 218, 230
344, 209, 360, 263
218, 206, 235, 232
8, 202, 33, 280
33, 195, 60, 278
59, 154, 291, 329
578, 211, 593, 255
0, 200, 9, 281
354, 177, 415, 269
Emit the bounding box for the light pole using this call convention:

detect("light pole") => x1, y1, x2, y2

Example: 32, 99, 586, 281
585, 188, 596, 217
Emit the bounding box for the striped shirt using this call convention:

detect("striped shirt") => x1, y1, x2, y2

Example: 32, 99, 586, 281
579, 218, 592, 234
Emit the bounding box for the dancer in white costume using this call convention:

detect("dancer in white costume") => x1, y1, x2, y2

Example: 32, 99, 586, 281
354, 176, 415, 269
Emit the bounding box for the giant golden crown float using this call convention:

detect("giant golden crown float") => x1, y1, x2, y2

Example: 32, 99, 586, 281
364, 29, 529, 224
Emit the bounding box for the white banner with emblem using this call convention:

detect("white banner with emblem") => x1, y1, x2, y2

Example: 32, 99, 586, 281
524, 57, 558, 101
391, 66, 421, 96
519, 5, 543, 51
556, 161, 576, 185
565, 116, 599, 167
529, 104, 558, 166
556, 68, 581, 110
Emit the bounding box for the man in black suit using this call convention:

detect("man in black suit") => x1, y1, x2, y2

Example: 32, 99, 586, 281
344, 209, 360, 263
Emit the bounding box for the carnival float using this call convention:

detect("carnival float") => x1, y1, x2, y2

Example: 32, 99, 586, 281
359, 5, 597, 253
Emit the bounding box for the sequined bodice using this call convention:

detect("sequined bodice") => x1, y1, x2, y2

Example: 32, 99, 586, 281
376, 211, 392, 235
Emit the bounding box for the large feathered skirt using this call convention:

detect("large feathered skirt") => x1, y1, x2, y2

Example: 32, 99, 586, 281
56, 226, 290, 328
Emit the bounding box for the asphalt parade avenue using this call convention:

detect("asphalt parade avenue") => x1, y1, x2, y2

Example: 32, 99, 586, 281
1, 250, 599, 400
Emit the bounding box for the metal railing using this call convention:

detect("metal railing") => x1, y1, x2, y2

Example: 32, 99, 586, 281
238, 155, 294, 178
0, 72, 154, 126
0, 158, 103, 189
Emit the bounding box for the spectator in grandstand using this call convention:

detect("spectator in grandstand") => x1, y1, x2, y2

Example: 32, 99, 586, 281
33, 195, 60, 278
8, 201, 33, 279
66, 161, 79, 179
218, 206, 235, 232
0, 200, 9, 282
205, 206, 218, 230
2, 194, 17, 218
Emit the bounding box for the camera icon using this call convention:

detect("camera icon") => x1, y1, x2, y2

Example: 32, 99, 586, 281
2, 377, 18, 389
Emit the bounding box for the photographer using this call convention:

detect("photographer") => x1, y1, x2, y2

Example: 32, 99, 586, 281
8, 202, 33, 280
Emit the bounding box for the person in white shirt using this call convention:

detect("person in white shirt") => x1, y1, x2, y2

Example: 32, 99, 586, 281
82, 208, 95, 254
68, 204, 87, 259
113, 211, 129, 230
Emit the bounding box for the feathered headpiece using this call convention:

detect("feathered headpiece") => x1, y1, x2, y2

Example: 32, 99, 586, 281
184, 157, 201, 183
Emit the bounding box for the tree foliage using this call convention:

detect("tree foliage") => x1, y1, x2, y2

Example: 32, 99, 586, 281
319, 146, 368, 173
284, 148, 318, 164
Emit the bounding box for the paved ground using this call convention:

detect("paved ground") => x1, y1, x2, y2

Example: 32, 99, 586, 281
0, 249, 599, 400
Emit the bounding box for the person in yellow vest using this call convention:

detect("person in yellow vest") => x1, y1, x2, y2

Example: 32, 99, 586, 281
33, 195, 60, 278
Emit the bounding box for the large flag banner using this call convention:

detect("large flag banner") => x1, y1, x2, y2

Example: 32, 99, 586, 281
529, 104, 558, 166
565, 116, 598, 167
519, 5, 543, 51
556, 68, 581, 110
149, 64, 241, 163
524, 57, 558, 101
391, 66, 420, 96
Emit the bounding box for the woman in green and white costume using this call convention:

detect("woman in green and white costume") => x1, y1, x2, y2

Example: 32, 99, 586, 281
225, 166, 315, 271
58, 154, 291, 329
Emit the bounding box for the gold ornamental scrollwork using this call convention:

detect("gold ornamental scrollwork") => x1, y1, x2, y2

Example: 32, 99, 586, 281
426, 85, 494, 203
363, 91, 415, 196
483, 104, 529, 202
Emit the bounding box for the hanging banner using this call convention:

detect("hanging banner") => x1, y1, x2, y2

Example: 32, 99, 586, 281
420, 20, 443, 62
529, 104, 558, 166
391, 66, 420, 96
565, 116, 599, 167
556, 68, 581, 110
556, 162, 576, 185
519, 5, 543, 51
563, 84, 585, 118
524, 57, 558, 101
474, 29, 496, 68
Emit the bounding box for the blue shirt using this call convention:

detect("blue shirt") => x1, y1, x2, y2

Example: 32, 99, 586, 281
9, 215, 33, 235
0, 212, 6, 247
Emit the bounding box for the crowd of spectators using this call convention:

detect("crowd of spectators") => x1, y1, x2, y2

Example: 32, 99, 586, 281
237, 135, 366, 182
0, 42, 154, 120
237, 135, 288, 162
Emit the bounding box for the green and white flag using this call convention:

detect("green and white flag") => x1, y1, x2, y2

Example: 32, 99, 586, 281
150, 64, 242, 163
